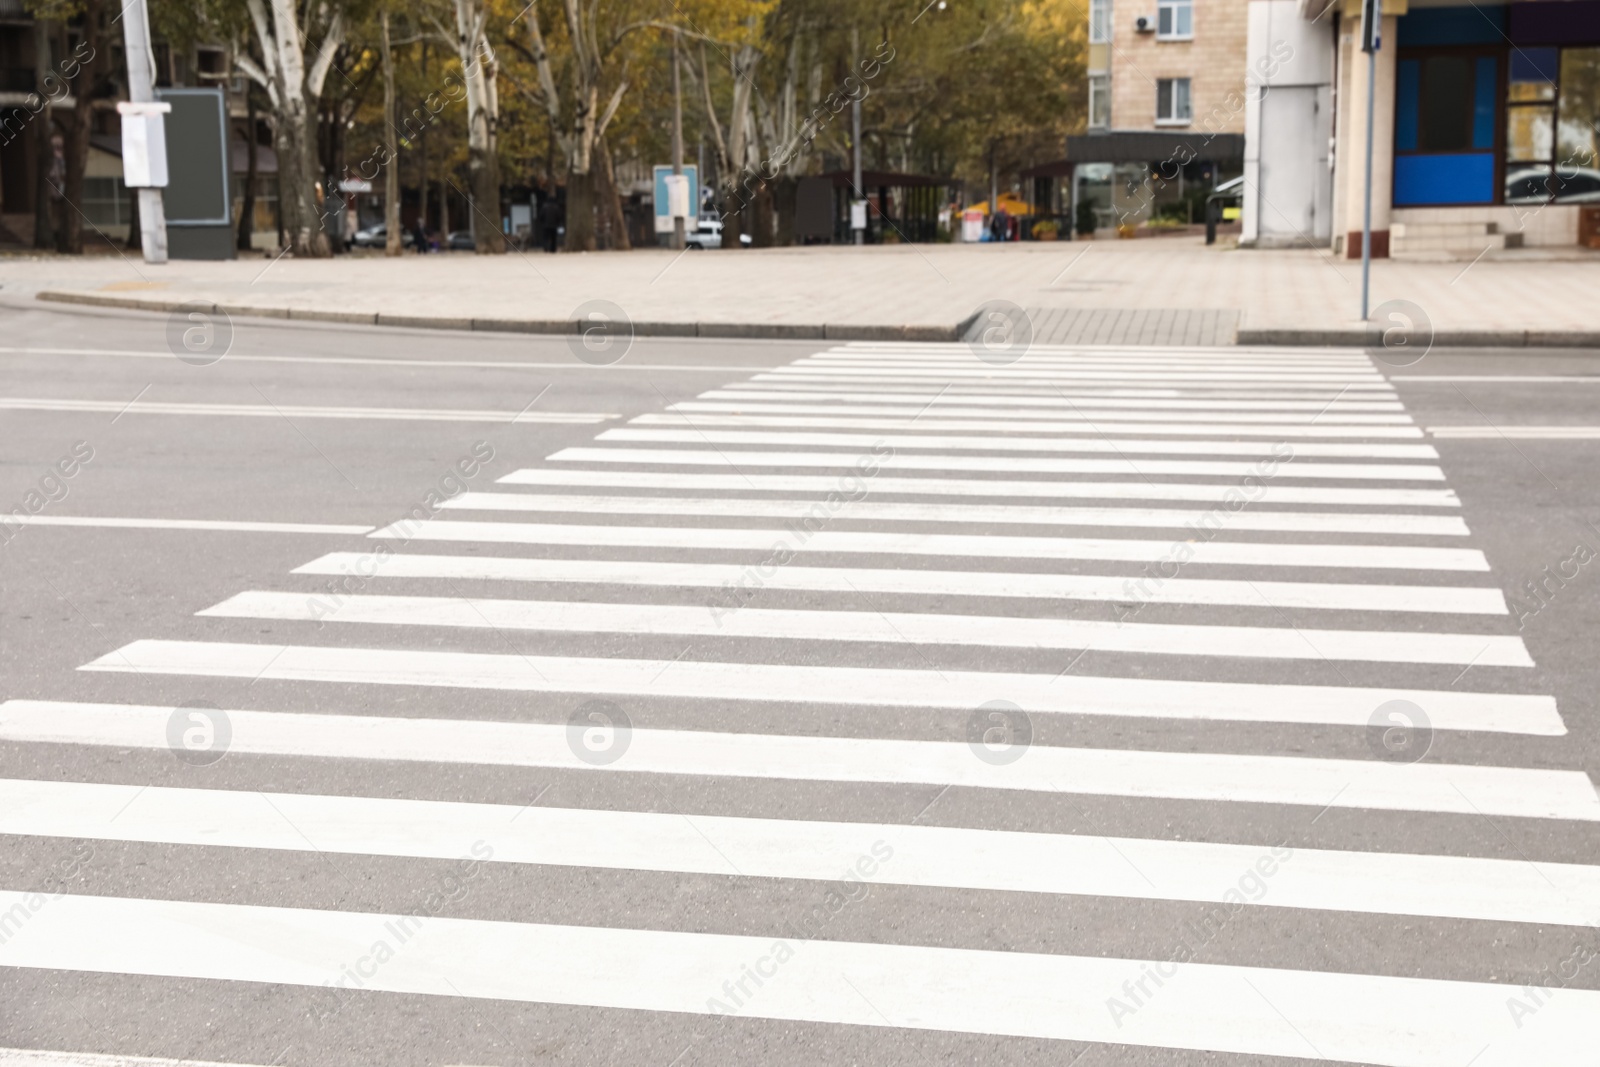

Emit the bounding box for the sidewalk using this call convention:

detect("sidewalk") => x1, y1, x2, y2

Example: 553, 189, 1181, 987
6, 236, 1598, 346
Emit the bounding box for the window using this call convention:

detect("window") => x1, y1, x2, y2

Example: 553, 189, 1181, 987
1157, 0, 1192, 40
1393, 49, 1498, 205
1089, 74, 1111, 128
1156, 78, 1191, 124
1090, 0, 1113, 44
1506, 47, 1600, 205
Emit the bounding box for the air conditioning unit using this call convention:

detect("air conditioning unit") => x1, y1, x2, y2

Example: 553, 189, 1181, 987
1135, 15, 1155, 32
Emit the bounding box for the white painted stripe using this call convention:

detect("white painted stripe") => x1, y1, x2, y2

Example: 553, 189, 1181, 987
497, 468, 1463, 507
1394, 376, 1600, 383
547, 447, 1447, 482
8, 695, 1591, 818
201, 591, 1533, 667
439, 491, 1472, 536
705, 388, 1407, 410
600, 427, 1441, 460
757, 371, 1395, 388
647, 412, 1426, 437
673, 400, 1419, 424
297, 551, 1509, 615
793, 361, 1388, 377
1429, 426, 1600, 439
764, 366, 1392, 382
6, 778, 1595, 927
0, 1050, 272, 1067
370, 520, 1490, 570
3, 891, 1596, 1066
0, 516, 373, 535
805, 351, 1377, 364
0, 347, 783, 373
65, 644, 1565, 736
0, 398, 613, 423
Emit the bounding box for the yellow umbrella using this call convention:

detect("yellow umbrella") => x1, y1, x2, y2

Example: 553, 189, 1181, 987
966, 192, 1036, 215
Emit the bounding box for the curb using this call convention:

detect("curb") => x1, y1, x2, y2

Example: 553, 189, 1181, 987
35, 290, 964, 344
1236, 327, 1600, 348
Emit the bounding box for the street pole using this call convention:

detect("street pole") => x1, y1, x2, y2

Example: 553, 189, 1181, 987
670, 32, 685, 251
851, 28, 863, 246
119, 0, 167, 264
1360, 0, 1380, 321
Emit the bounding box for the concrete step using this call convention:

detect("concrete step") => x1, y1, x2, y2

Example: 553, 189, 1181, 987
1392, 232, 1507, 257
1391, 220, 1498, 239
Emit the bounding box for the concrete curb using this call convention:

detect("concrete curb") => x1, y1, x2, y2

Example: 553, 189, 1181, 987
35, 290, 963, 343
39, 290, 1597, 348
1236, 327, 1600, 348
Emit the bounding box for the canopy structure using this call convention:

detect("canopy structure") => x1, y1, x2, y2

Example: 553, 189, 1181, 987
815, 169, 952, 243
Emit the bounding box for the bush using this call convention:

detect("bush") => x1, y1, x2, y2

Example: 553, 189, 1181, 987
1075, 200, 1098, 235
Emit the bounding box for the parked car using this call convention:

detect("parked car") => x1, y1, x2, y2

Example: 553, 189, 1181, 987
350, 224, 415, 250
446, 229, 476, 251
685, 215, 754, 249
1504, 166, 1600, 204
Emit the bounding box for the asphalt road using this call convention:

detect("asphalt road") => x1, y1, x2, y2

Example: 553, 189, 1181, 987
0, 298, 1597, 1067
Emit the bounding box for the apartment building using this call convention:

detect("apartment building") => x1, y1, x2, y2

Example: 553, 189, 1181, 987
1077, 0, 1250, 226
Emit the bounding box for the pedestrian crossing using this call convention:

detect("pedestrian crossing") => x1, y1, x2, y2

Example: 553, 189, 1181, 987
3, 340, 1594, 1066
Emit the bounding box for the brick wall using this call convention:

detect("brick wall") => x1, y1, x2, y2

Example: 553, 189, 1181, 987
1106, 0, 1250, 132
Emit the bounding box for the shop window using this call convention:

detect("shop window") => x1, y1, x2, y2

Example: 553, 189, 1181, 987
1505, 47, 1600, 205
1394, 50, 1498, 205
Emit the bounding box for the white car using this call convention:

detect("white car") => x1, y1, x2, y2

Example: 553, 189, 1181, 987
685, 215, 754, 248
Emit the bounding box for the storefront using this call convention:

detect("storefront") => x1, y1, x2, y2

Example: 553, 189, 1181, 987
1245, 0, 1600, 256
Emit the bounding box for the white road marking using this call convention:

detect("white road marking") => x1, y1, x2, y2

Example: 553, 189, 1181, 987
63, 647, 1565, 735
1429, 426, 1600, 439
547, 447, 1447, 482
0, 516, 373, 535
0, 346, 786, 373
2, 891, 1595, 1065
670, 400, 1420, 424
296, 551, 1508, 615
599, 427, 1440, 460
0, 1050, 276, 1067
703, 388, 1407, 410
200, 591, 1533, 667
4, 777, 1595, 926
370, 519, 1489, 570
497, 468, 1463, 506
439, 491, 1472, 535
0, 398, 614, 423
645, 412, 1426, 437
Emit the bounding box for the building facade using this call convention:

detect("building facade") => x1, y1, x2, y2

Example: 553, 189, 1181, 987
1242, 0, 1600, 255
1079, 0, 1251, 226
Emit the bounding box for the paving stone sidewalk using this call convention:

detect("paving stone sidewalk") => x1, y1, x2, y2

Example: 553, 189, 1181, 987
4, 236, 1597, 346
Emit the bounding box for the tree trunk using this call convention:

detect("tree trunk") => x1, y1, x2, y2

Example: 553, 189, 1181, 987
238, 87, 259, 251
594, 136, 630, 251
563, 166, 595, 252
274, 92, 328, 256
752, 182, 774, 247
60, 1, 101, 254
32, 19, 57, 252
381, 11, 401, 256
721, 199, 744, 249
456, 0, 505, 254
773, 175, 796, 246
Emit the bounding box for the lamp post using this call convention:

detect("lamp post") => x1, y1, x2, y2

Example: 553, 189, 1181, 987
118, 0, 167, 264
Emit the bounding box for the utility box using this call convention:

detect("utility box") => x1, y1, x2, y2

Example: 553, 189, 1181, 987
156, 87, 235, 260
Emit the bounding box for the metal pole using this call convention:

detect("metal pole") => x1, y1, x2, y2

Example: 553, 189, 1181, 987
670, 32, 685, 251
851, 27, 863, 246
1361, 48, 1375, 319
1360, 0, 1380, 320
120, 0, 166, 264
